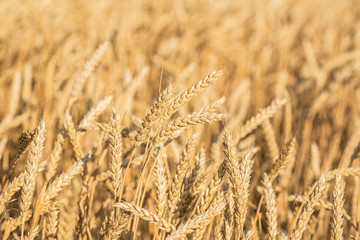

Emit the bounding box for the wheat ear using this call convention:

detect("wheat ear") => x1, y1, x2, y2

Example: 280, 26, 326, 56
68, 42, 109, 107
24, 225, 39, 240
193, 185, 226, 240
46, 208, 60, 240
154, 112, 226, 147
42, 155, 87, 214
262, 173, 279, 240
268, 137, 296, 182
64, 111, 83, 160
115, 201, 175, 232
46, 131, 65, 181
223, 130, 254, 238
134, 82, 174, 146
178, 147, 206, 217
20, 121, 46, 236
78, 95, 113, 130
161, 70, 223, 123
100, 210, 129, 240
168, 134, 197, 221
197, 161, 226, 215
166, 201, 226, 240
237, 98, 286, 142
153, 150, 168, 220
224, 188, 234, 240
261, 118, 279, 163
332, 174, 345, 240
108, 111, 123, 201
290, 175, 326, 240
198, 96, 226, 114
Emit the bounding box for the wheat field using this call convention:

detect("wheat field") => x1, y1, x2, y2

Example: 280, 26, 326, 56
1, 0, 360, 239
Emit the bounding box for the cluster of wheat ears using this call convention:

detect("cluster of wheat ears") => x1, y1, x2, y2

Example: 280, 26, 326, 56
1, 0, 360, 239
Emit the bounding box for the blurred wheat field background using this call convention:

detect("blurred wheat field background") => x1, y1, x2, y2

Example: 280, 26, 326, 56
1, 0, 360, 239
